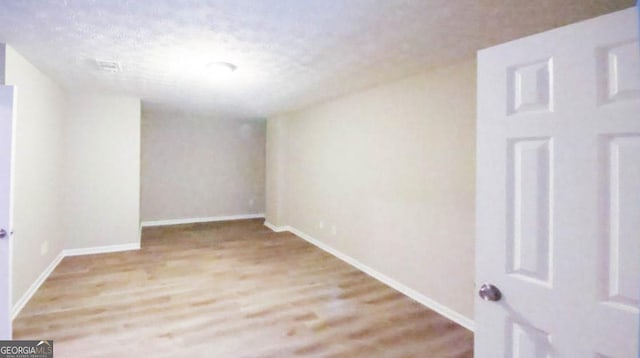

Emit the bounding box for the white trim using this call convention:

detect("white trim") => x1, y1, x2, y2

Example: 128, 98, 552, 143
11, 251, 64, 320
63, 243, 140, 257
11, 243, 140, 320
141, 213, 266, 227
266, 224, 475, 331
263, 221, 290, 232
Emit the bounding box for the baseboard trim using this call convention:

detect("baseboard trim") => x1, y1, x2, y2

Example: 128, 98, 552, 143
263, 221, 290, 232
267, 224, 475, 332
11, 251, 64, 320
64, 242, 141, 257
14, 222, 475, 331
11, 242, 140, 320
141, 213, 266, 227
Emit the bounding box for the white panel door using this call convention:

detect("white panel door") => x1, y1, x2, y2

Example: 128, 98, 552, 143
0, 86, 14, 339
476, 7, 639, 358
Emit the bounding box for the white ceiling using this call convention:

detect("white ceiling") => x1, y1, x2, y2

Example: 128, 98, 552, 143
0, 0, 633, 119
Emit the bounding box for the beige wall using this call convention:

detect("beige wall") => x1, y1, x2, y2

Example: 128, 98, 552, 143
63, 95, 141, 250
2, 45, 142, 309
265, 116, 288, 227
266, 59, 476, 320
141, 113, 265, 222
3, 45, 67, 306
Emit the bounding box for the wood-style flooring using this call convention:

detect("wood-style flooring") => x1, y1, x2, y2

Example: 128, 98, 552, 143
13, 219, 473, 357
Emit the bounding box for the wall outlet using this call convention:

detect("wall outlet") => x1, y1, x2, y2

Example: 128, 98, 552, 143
318, 220, 324, 229
40, 241, 49, 256
331, 225, 337, 235
249, 199, 255, 207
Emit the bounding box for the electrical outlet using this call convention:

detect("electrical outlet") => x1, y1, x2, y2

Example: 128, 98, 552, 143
318, 220, 324, 229
249, 199, 255, 207
331, 225, 337, 235
40, 241, 49, 256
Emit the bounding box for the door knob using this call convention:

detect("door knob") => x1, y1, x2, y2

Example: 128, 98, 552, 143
0, 229, 7, 239
479, 283, 502, 301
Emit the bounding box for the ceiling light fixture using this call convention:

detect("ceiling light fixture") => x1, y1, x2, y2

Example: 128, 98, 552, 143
206, 61, 237, 75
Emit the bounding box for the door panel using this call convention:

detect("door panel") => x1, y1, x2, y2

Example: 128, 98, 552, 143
604, 135, 640, 308
507, 320, 551, 358
600, 40, 640, 105
476, 7, 639, 358
507, 58, 553, 115
506, 137, 553, 286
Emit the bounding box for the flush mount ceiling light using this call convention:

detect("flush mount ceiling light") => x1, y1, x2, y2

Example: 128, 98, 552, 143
206, 61, 237, 75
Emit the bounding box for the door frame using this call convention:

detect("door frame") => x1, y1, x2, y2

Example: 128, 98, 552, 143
0, 85, 16, 339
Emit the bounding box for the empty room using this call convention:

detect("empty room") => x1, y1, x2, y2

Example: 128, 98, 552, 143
0, 1, 638, 357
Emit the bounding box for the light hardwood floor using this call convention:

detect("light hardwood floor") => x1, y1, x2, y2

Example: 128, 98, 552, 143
14, 219, 473, 357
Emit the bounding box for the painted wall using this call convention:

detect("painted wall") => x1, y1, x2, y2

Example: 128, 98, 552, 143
140, 113, 265, 222
63, 95, 141, 250
2, 45, 142, 309
265, 116, 287, 227
266, 59, 476, 320
2, 45, 67, 306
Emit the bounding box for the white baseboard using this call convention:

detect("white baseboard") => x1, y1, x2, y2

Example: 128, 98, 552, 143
141, 213, 266, 227
266, 224, 475, 332
14, 221, 475, 331
11, 251, 64, 320
263, 221, 291, 232
11, 243, 140, 320
12, 214, 265, 320
64, 242, 141, 257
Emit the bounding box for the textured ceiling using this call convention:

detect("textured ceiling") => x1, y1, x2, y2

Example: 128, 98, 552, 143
0, 0, 634, 119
